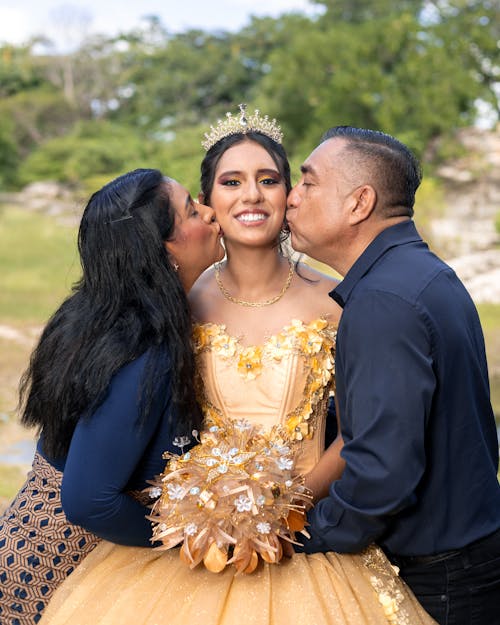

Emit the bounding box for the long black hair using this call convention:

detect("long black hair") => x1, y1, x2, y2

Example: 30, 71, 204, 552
20, 168, 200, 458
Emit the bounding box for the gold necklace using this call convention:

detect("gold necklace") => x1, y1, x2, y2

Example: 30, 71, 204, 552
215, 260, 294, 307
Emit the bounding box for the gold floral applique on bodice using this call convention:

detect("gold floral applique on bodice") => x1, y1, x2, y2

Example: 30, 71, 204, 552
193, 318, 336, 475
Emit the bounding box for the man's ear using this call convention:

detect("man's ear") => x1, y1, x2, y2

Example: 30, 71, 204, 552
347, 185, 377, 225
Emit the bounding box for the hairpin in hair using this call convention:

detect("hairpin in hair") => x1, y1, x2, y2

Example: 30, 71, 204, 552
202, 103, 283, 151
105, 214, 134, 225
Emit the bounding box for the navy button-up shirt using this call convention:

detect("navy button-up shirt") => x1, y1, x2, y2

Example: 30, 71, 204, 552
301, 220, 500, 557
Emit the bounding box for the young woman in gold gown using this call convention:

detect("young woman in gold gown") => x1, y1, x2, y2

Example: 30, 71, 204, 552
40, 108, 437, 625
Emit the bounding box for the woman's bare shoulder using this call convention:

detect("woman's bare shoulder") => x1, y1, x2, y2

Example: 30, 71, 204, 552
188, 267, 219, 317
293, 262, 342, 324
296, 262, 340, 287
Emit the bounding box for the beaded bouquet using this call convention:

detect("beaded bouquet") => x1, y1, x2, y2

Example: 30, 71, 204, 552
148, 417, 312, 574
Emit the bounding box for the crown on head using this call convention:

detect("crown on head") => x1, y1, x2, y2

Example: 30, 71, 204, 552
202, 103, 283, 151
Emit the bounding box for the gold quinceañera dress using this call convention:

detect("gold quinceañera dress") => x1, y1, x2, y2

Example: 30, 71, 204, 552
41, 319, 436, 625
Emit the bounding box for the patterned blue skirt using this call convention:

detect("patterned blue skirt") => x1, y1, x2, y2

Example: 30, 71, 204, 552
0, 452, 100, 625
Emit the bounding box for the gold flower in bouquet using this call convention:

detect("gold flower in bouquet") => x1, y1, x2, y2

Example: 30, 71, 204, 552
148, 417, 312, 575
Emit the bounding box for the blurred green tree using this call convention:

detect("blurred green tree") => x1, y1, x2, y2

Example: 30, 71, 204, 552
18, 121, 153, 184
0, 3, 498, 188
257, 0, 498, 156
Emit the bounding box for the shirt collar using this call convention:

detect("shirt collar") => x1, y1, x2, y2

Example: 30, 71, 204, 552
329, 220, 422, 308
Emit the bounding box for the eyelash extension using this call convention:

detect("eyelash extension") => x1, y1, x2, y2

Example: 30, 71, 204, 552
219, 175, 281, 186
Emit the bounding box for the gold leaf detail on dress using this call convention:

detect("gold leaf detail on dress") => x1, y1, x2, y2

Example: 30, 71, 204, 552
192, 319, 337, 441
361, 546, 411, 625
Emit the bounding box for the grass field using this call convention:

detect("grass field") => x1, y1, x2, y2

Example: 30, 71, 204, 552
1, 204, 499, 506
0, 205, 80, 323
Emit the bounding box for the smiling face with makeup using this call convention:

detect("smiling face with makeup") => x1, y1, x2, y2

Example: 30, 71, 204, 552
204, 139, 288, 250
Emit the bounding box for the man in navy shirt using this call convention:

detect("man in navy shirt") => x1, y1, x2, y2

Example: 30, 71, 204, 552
286, 126, 500, 625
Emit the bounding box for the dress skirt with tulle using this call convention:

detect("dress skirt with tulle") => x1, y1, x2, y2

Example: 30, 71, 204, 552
41, 540, 436, 625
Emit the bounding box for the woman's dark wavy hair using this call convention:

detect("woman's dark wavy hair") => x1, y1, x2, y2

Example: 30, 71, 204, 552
20, 168, 200, 458
200, 131, 292, 248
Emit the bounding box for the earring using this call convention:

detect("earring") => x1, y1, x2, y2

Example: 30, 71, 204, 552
173, 262, 179, 272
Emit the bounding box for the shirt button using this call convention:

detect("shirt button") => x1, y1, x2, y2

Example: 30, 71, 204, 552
440, 595, 447, 602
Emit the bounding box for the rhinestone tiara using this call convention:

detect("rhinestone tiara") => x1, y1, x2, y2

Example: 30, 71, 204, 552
202, 103, 283, 151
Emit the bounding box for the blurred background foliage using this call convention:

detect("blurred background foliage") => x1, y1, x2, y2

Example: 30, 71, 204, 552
0, 0, 498, 194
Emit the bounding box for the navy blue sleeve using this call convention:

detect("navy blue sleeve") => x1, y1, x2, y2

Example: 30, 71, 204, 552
324, 395, 338, 448
61, 351, 171, 547
301, 291, 436, 553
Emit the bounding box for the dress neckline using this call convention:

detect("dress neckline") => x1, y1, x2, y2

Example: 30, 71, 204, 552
193, 317, 336, 350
